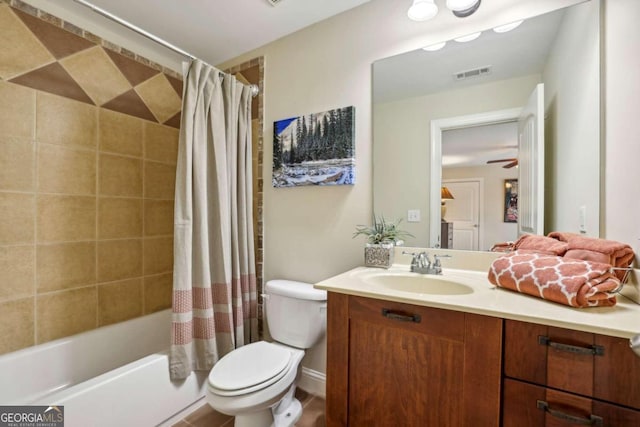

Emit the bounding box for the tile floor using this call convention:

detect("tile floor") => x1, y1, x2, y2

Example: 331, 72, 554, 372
171, 389, 325, 427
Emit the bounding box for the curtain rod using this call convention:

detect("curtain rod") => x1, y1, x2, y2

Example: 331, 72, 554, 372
72, 0, 260, 97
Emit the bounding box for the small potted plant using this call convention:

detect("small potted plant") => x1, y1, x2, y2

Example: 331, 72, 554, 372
353, 215, 413, 268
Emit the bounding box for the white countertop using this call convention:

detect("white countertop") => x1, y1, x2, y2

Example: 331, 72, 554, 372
315, 263, 640, 339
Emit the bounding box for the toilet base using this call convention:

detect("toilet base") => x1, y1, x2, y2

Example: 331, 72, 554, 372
272, 384, 302, 427
233, 385, 302, 427
233, 410, 274, 427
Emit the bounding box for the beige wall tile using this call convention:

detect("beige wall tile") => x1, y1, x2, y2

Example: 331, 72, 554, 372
0, 82, 35, 141
0, 298, 34, 355
37, 287, 97, 343
98, 278, 142, 326
135, 74, 181, 123
143, 236, 173, 275
99, 154, 142, 197
97, 239, 142, 283
144, 122, 178, 164
144, 273, 172, 314
60, 46, 131, 106
0, 6, 55, 80
144, 161, 176, 199
0, 138, 35, 192
37, 195, 96, 242
0, 192, 34, 244
144, 199, 173, 236
38, 143, 96, 195
37, 242, 96, 293
98, 197, 142, 239
36, 92, 97, 149
99, 109, 143, 157
0, 245, 35, 301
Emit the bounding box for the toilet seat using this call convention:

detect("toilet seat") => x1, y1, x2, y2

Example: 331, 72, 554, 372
208, 342, 293, 397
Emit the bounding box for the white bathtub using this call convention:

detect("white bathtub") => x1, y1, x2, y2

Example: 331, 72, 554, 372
0, 309, 207, 426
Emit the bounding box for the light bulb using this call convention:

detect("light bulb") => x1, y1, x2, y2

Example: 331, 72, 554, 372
422, 41, 447, 51
454, 32, 481, 43
446, 0, 481, 18
493, 20, 524, 33
408, 0, 438, 22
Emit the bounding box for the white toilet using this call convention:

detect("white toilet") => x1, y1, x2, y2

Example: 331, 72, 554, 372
206, 279, 327, 427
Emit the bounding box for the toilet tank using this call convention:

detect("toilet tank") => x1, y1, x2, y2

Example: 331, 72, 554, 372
265, 280, 327, 349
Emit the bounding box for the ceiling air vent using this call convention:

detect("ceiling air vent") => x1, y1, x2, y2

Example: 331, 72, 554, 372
454, 65, 492, 81
266, 0, 285, 6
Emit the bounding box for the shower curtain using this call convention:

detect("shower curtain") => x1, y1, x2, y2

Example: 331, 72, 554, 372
170, 60, 258, 380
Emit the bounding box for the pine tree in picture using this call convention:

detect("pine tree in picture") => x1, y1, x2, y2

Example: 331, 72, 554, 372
272, 106, 355, 187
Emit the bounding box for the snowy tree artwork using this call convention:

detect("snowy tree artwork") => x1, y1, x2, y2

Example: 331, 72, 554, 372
273, 106, 355, 187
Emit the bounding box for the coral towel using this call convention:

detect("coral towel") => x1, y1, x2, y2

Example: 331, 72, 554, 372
513, 234, 569, 256
547, 232, 634, 280
488, 252, 620, 308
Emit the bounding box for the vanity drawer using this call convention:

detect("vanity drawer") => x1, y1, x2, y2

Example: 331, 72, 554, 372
503, 378, 640, 427
348, 295, 465, 341
504, 320, 640, 409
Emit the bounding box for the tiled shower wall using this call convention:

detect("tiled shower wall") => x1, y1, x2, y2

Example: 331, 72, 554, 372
0, 1, 181, 355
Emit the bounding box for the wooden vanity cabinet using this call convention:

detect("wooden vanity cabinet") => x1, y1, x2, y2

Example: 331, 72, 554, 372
326, 292, 503, 427
502, 319, 640, 426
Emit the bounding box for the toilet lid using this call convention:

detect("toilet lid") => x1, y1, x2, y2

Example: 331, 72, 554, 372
209, 342, 291, 393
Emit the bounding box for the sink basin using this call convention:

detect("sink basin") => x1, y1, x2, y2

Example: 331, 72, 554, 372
363, 273, 474, 295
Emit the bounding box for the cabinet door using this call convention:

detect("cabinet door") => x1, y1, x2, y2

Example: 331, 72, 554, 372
503, 378, 640, 427
504, 319, 640, 410
347, 296, 501, 427
594, 334, 640, 409
504, 320, 596, 396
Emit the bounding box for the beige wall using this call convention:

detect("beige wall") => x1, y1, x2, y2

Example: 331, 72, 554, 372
604, 0, 640, 246
543, 0, 600, 235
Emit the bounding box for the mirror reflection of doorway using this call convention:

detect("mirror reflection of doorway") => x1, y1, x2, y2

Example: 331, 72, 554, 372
441, 179, 482, 250
442, 121, 519, 251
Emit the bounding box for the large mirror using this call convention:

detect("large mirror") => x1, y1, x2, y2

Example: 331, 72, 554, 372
373, 0, 600, 251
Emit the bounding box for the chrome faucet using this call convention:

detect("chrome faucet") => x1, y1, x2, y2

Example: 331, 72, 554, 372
403, 251, 451, 275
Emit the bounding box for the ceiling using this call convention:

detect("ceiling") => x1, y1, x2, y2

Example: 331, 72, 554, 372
56, 0, 370, 65
442, 121, 518, 168
373, 7, 565, 103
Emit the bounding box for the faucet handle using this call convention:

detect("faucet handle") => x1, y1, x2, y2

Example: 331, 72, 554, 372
433, 254, 452, 267
402, 251, 421, 267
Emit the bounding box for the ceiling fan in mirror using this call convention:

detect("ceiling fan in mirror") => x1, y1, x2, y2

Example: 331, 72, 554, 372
487, 158, 518, 168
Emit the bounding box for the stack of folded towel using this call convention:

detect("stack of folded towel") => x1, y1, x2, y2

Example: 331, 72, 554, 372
488, 233, 634, 308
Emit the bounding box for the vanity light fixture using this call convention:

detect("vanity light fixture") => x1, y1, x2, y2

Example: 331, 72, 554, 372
408, 0, 438, 22
446, 0, 481, 18
422, 41, 447, 51
493, 20, 524, 33
454, 31, 481, 43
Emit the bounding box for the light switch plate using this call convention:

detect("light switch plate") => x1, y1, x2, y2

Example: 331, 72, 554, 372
407, 209, 420, 222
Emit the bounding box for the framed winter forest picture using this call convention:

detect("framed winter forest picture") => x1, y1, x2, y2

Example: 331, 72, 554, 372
272, 106, 355, 187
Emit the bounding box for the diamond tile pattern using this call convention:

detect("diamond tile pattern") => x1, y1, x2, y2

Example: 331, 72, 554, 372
0, 4, 181, 128
0, 4, 55, 80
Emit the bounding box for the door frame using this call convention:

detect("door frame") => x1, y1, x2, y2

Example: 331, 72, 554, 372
429, 108, 522, 248
442, 178, 484, 251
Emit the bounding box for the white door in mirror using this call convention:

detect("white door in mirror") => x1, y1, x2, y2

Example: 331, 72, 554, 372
518, 83, 545, 236
442, 179, 480, 250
